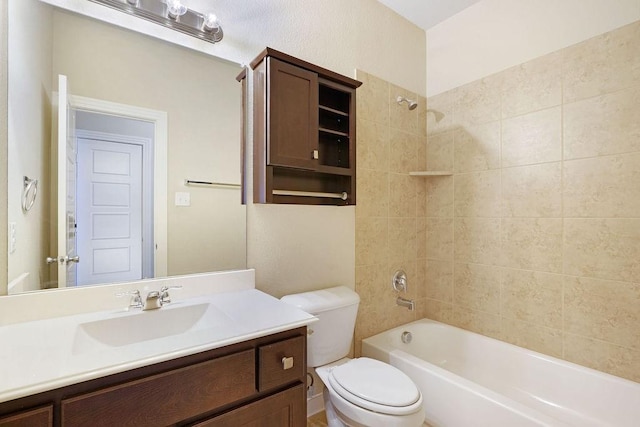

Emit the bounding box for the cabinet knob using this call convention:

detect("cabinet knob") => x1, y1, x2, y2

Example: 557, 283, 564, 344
282, 356, 294, 370
312, 150, 319, 160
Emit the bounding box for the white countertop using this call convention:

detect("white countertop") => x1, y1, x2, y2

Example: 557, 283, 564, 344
0, 288, 316, 403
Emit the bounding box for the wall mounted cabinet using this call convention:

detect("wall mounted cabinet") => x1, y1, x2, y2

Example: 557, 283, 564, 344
251, 48, 361, 206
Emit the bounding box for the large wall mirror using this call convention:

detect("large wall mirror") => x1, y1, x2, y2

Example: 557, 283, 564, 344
6, 0, 246, 295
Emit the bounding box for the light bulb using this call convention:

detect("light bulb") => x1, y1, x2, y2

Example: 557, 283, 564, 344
203, 13, 220, 32
166, 0, 187, 19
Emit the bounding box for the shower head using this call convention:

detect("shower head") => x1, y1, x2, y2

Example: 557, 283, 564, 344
396, 96, 418, 110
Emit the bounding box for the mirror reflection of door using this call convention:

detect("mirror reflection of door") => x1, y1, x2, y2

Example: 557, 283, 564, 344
76, 132, 149, 286
55, 75, 159, 287
55, 74, 78, 287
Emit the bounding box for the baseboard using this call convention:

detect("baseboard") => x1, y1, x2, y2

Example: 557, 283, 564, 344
307, 392, 324, 417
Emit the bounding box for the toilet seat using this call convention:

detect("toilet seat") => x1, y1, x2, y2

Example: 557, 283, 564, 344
327, 358, 423, 416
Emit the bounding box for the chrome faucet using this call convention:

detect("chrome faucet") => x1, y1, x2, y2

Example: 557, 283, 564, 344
143, 290, 162, 310
142, 285, 183, 311
159, 285, 182, 305
116, 290, 144, 310
396, 296, 415, 311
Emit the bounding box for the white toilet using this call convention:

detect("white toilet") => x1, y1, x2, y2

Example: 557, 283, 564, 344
281, 286, 424, 427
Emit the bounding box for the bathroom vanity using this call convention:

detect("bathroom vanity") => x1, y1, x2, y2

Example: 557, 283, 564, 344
0, 272, 315, 427
0, 328, 306, 426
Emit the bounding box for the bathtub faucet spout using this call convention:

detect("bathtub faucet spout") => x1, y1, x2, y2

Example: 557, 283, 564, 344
396, 296, 415, 311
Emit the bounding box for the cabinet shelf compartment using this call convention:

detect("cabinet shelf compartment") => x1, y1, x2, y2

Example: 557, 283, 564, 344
318, 133, 350, 169
319, 83, 351, 114
270, 167, 352, 205
319, 108, 349, 135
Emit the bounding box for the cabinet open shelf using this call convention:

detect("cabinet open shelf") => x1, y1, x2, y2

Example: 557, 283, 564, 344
319, 127, 349, 137
316, 165, 353, 175
319, 105, 349, 117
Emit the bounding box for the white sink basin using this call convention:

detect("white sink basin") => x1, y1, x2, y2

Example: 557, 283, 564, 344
72, 303, 210, 353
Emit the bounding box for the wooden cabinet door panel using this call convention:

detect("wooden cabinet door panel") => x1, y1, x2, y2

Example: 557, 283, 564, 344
193, 384, 306, 427
61, 349, 255, 427
258, 336, 305, 392
267, 57, 318, 170
0, 405, 53, 427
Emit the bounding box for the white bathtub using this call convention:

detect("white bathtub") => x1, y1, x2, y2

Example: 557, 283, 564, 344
362, 319, 640, 427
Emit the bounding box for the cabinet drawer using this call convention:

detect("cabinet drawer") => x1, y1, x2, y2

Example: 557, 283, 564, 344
193, 383, 306, 427
258, 336, 305, 391
61, 349, 255, 427
0, 405, 52, 427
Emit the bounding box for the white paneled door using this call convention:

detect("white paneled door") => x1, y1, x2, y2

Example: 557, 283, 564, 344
76, 138, 143, 286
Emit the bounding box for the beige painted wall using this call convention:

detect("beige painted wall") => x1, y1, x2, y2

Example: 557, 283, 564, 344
0, 1, 8, 295
50, 10, 246, 277
7, 0, 53, 292
423, 20, 640, 382
427, 0, 640, 96
241, 0, 426, 297
42, 0, 427, 97
31, 0, 426, 299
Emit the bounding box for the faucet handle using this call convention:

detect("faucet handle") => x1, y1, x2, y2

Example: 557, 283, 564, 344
116, 289, 143, 309
159, 285, 182, 305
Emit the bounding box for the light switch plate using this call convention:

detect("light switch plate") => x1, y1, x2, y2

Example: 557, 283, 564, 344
175, 192, 191, 207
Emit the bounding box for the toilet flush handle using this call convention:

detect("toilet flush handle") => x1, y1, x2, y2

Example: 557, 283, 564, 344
282, 356, 294, 370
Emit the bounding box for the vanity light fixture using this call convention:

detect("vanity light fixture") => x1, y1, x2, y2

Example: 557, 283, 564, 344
203, 13, 220, 32
89, 0, 224, 44
166, 0, 187, 19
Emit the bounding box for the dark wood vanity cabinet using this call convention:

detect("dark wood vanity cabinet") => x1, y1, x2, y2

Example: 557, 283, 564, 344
251, 48, 361, 206
0, 328, 306, 427
0, 405, 52, 427
196, 384, 305, 427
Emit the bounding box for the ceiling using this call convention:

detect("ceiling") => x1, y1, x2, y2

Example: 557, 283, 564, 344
377, 0, 483, 31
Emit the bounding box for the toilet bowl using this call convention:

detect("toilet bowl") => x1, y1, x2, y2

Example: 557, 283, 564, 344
316, 358, 424, 427
281, 286, 424, 427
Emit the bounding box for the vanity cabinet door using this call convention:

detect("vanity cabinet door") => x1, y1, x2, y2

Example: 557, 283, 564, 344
61, 349, 255, 427
0, 405, 53, 427
193, 384, 306, 427
258, 335, 305, 392
267, 57, 319, 170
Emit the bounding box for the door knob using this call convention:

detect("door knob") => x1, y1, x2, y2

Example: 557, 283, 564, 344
46, 256, 58, 265
65, 255, 80, 264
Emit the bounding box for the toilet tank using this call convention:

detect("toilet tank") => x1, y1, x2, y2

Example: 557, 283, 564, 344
281, 286, 360, 368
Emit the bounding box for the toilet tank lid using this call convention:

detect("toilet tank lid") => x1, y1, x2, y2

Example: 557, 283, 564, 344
281, 286, 360, 314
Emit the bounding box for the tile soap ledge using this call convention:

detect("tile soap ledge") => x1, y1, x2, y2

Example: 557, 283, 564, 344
409, 171, 453, 176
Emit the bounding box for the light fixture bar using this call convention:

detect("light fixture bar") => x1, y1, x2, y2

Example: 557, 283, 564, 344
88, 0, 223, 44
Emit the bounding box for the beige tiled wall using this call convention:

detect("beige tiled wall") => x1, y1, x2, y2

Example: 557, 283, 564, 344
353, 70, 427, 356
422, 20, 640, 382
